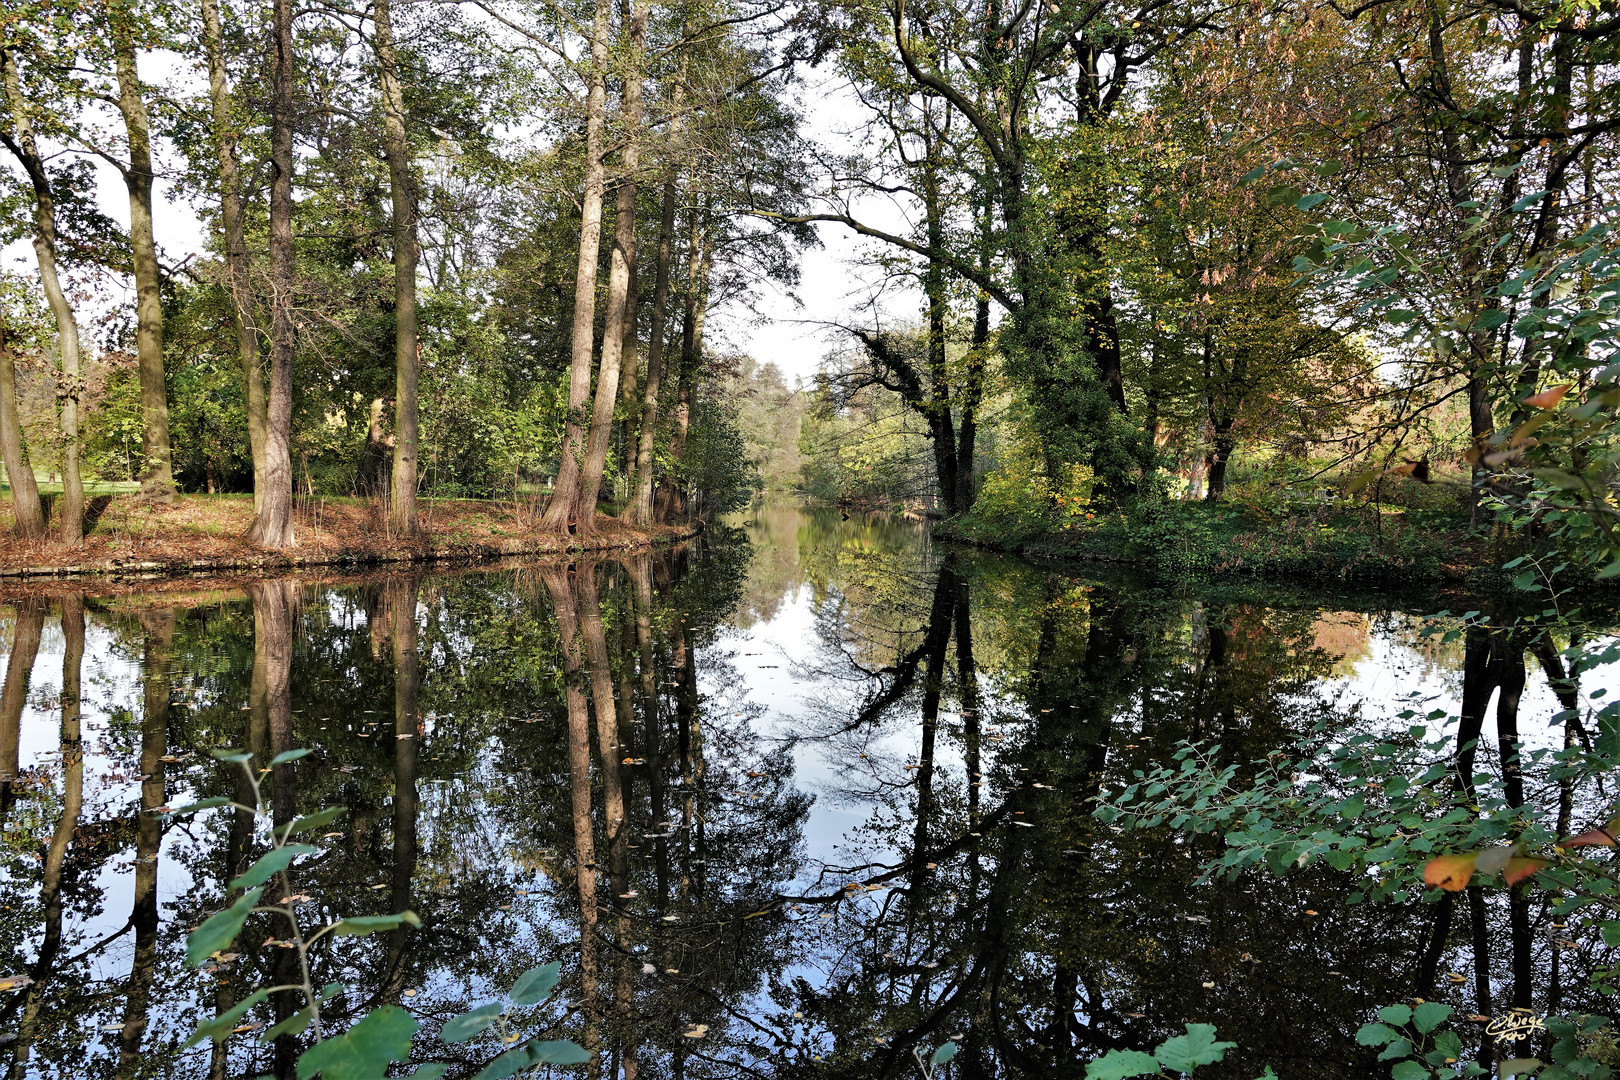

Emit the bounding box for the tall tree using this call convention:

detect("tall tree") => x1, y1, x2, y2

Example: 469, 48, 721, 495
574, 0, 649, 529
107, 0, 176, 503
246, 0, 298, 547
1, 47, 84, 543
373, 0, 421, 537
538, 0, 613, 535
198, 0, 268, 515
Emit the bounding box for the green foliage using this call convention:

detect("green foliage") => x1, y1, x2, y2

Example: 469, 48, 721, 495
175, 751, 587, 1077
1085, 1023, 1239, 1078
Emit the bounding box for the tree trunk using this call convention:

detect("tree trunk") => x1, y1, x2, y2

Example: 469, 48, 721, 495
623, 84, 686, 527
541, 566, 601, 1076
539, 0, 613, 535
2, 49, 83, 543
0, 327, 45, 539
1204, 424, 1235, 500
575, 0, 648, 531
655, 214, 709, 523
383, 577, 420, 1000
109, 14, 175, 503
198, 0, 266, 515
922, 143, 958, 515
247, 0, 297, 548
374, 0, 420, 538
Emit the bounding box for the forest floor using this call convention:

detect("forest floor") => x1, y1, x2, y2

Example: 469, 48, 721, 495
936, 501, 1510, 586
0, 493, 697, 578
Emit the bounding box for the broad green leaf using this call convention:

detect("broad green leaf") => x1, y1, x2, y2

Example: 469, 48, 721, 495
932, 1042, 958, 1065
168, 797, 232, 818
187, 887, 264, 968
210, 748, 254, 764
441, 1002, 503, 1044
509, 961, 561, 1005
330, 912, 420, 937
186, 988, 271, 1046
269, 748, 313, 766
1377, 1005, 1413, 1027
232, 845, 318, 891
1155, 1024, 1235, 1073
1086, 1049, 1163, 1079
1433, 1030, 1463, 1061
1390, 1061, 1428, 1080
473, 1040, 591, 1080
260, 1006, 316, 1044
405, 1068, 447, 1080
1377, 1038, 1413, 1061
285, 807, 347, 836
295, 1006, 417, 1080
1413, 1000, 1451, 1034
526, 1041, 590, 1065
1296, 192, 1329, 210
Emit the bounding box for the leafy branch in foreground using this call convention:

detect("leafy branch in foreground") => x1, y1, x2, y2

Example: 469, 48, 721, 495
175, 747, 589, 1079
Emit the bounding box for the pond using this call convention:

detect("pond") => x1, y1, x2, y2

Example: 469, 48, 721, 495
0, 501, 1610, 1078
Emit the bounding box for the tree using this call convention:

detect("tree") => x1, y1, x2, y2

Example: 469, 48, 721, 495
1, 45, 85, 543
373, 0, 422, 538
106, 0, 177, 503
245, 0, 299, 547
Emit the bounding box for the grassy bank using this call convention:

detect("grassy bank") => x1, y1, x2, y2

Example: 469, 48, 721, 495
0, 492, 697, 578
936, 500, 1504, 586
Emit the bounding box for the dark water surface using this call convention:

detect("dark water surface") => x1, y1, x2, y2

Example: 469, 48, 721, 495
0, 503, 1605, 1078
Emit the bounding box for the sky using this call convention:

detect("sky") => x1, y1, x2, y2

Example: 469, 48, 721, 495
2, 55, 922, 390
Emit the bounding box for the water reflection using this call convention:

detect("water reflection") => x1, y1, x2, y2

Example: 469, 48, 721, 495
0, 505, 1610, 1077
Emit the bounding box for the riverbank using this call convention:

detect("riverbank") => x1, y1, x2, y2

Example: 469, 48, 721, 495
936, 501, 1506, 586
0, 493, 699, 579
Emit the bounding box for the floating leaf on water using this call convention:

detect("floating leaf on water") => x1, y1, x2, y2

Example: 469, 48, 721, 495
683, 1025, 708, 1039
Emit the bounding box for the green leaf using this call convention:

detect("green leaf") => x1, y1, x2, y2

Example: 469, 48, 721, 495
260, 1006, 316, 1044
187, 887, 264, 968
1433, 1031, 1463, 1061
405, 1068, 447, 1080
1390, 1061, 1428, 1080
1377, 1005, 1413, 1027
232, 845, 318, 891
932, 1042, 958, 1065
1378, 1039, 1413, 1061
508, 961, 561, 1005
1296, 192, 1329, 210
1511, 190, 1550, 212
1413, 1000, 1451, 1035
1086, 1049, 1163, 1079
210, 748, 254, 764
284, 807, 347, 836
1600, 920, 1620, 947
329, 912, 420, 938
295, 1006, 417, 1080
441, 1002, 504, 1044
1358, 1023, 1401, 1046
1155, 1024, 1236, 1073
269, 748, 313, 766
186, 988, 271, 1046
168, 797, 232, 817
473, 1040, 591, 1080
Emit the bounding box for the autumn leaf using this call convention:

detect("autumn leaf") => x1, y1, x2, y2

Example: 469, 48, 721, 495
1503, 857, 1551, 886
1423, 852, 1479, 891
1562, 818, 1619, 847
1521, 383, 1572, 409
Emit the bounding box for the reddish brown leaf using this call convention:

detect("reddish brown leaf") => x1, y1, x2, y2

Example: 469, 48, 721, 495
1424, 852, 1479, 891
1503, 856, 1551, 886
1522, 384, 1573, 410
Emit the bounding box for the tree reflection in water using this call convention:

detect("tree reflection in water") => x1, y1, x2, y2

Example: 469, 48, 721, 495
0, 506, 1608, 1077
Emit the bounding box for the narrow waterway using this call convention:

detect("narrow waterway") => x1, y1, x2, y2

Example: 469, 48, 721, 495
0, 502, 1608, 1078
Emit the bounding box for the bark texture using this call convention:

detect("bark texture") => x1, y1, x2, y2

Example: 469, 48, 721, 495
109, 14, 176, 503
247, 0, 298, 548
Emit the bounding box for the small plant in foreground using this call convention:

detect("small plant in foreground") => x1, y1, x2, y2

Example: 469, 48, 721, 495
175, 747, 589, 1078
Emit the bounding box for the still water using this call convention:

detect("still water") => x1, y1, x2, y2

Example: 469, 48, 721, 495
0, 502, 1607, 1078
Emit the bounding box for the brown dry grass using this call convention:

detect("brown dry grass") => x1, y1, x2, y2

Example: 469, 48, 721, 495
0, 493, 695, 577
